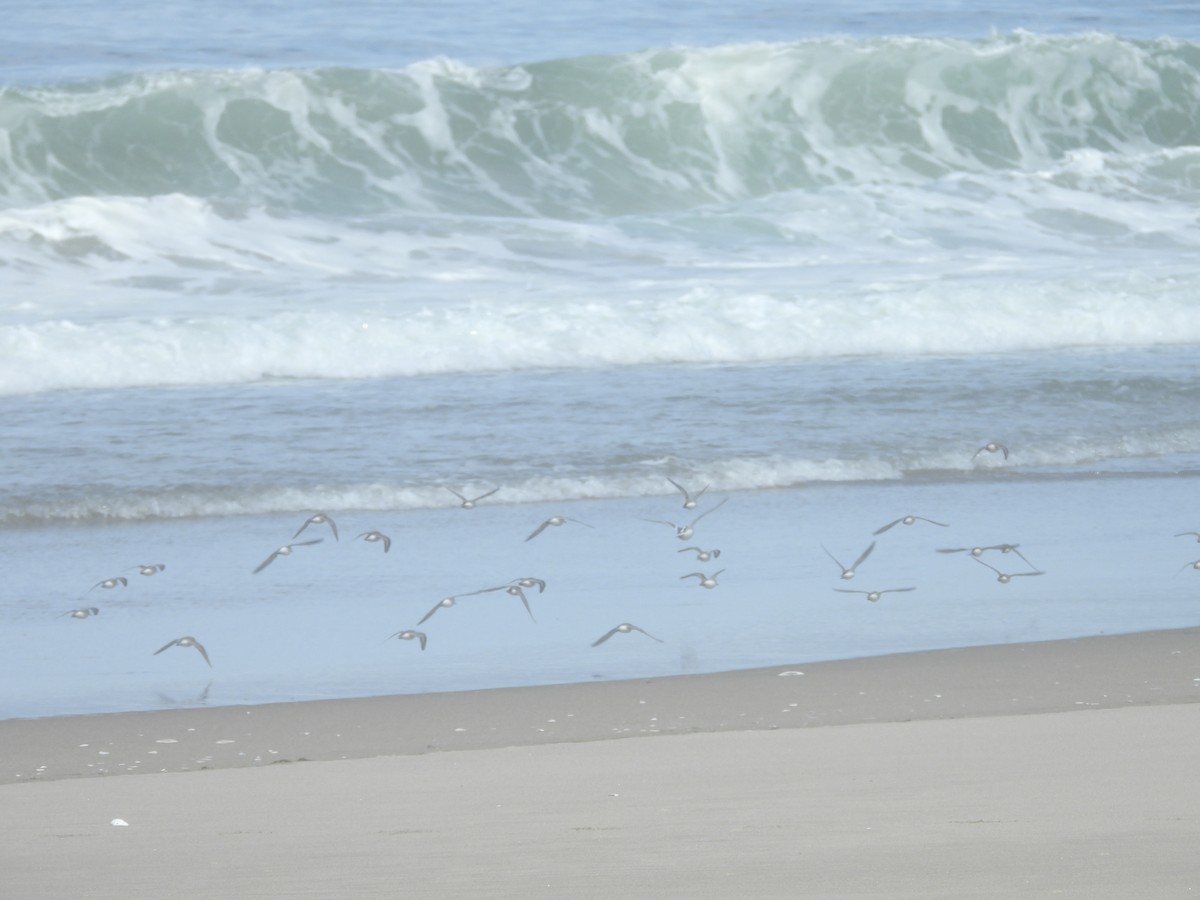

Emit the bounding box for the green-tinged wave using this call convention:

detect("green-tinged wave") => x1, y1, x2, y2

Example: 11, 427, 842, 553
1, 32, 1199, 216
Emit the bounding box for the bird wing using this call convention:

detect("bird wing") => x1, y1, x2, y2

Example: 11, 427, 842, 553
511, 588, 536, 622
873, 518, 902, 535
192, 640, 213, 667
591, 627, 620, 647
1008, 547, 1035, 567
251, 551, 280, 574
644, 518, 680, 529
416, 632, 427, 650
458, 584, 507, 597
525, 519, 553, 541
822, 545, 847, 571
851, 541, 876, 571
153, 639, 179, 655
417, 601, 446, 625
690, 496, 728, 525
632, 625, 663, 643
381, 534, 391, 553
472, 487, 500, 502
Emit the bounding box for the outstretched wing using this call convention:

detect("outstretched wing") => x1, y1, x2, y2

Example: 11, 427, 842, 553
591, 626, 621, 647
525, 519, 554, 541
822, 545, 846, 572
251, 549, 281, 574
690, 496, 728, 525
630, 625, 664, 643
851, 541, 876, 571
191, 639, 213, 668
417, 599, 449, 625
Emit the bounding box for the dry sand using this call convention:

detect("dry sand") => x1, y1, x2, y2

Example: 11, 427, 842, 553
2, 628, 1198, 898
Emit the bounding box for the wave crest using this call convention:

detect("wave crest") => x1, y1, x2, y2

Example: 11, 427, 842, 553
2, 33, 1198, 216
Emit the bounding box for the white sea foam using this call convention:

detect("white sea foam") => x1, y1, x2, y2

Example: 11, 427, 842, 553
2, 35, 1198, 395
1, 273, 1198, 395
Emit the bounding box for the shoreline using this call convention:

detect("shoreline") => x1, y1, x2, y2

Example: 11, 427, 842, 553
4, 625, 1197, 784
2, 625, 1198, 898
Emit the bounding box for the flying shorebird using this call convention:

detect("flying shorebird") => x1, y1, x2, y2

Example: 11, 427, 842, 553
525, 515, 593, 542
356, 531, 391, 552
591, 622, 664, 647
667, 477, 709, 510
873, 515, 949, 535
252, 539, 323, 574
502, 585, 536, 621
386, 629, 427, 650
457, 583, 538, 621
834, 587, 916, 603
88, 576, 127, 592
130, 564, 166, 576
153, 635, 212, 667
446, 486, 499, 509
644, 497, 728, 541
678, 546, 721, 562
509, 576, 547, 593
972, 441, 1009, 461
417, 596, 461, 625
681, 569, 724, 589
1176, 559, 1200, 576
937, 543, 1036, 567
293, 511, 338, 541
822, 541, 876, 580
972, 557, 1044, 583
62, 607, 100, 619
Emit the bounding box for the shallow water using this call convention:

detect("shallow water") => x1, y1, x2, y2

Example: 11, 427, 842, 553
2, 467, 1197, 719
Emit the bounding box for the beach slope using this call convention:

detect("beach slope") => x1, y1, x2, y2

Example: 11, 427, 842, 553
2, 628, 1198, 898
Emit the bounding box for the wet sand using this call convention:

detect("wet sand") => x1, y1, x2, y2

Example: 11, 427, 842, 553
2, 628, 1198, 898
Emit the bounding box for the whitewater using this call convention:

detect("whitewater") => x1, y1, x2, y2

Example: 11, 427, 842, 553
1, 1, 1198, 719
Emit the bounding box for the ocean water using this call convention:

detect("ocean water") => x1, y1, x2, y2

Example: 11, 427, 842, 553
2, 1, 1199, 720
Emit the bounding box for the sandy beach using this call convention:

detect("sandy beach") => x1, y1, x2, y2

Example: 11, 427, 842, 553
2, 627, 1199, 898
